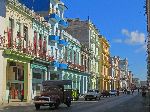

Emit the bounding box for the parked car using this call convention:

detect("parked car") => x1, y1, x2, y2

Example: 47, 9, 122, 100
101, 90, 110, 97
84, 89, 101, 101
34, 80, 72, 110
109, 90, 117, 96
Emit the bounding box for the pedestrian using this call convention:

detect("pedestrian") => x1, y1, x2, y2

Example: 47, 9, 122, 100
124, 88, 127, 94
138, 88, 140, 93
21, 89, 24, 102
131, 89, 134, 95
117, 88, 119, 96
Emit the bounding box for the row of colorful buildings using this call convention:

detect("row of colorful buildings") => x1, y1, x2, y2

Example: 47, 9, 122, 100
0, 0, 133, 103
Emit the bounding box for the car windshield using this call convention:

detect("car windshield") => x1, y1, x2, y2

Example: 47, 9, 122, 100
88, 90, 94, 92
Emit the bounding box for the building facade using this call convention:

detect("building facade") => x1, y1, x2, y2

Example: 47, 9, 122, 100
98, 35, 110, 91
109, 56, 120, 91
146, 0, 150, 85
66, 19, 99, 89
119, 58, 129, 89
0, 0, 35, 102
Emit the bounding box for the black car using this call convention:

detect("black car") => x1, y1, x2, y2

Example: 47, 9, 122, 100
101, 90, 110, 97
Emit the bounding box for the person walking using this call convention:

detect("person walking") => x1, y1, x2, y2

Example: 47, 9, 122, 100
131, 89, 134, 95
21, 89, 24, 102
138, 88, 140, 94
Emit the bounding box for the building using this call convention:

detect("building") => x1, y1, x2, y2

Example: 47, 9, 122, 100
19, 0, 90, 94
132, 78, 140, 88
66, 18, 99, 89
127, 71, 133, 89
140, 81, 147, 87
109, 56, 120, 91
119, 58, 129, 89
98, 36, 111, 91
146, 0, 150, 85
0, 0, 39, 102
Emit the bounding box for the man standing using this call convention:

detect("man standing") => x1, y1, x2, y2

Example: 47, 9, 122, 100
21, 89, 24, 102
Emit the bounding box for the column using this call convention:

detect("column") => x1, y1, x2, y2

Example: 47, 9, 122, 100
30, 68, 33, 99
78, 76, 81, 94
24, 63, 31, 102
45, 70, 47, 80
0, 57, 7, 103
85, 76, 88, 93
76, 75, 77, 89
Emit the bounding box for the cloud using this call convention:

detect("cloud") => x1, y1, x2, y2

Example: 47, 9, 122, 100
121, 29, 145, 45
113, 29, 146, 53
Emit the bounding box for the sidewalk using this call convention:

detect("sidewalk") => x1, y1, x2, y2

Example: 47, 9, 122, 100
0, 100, 33, 109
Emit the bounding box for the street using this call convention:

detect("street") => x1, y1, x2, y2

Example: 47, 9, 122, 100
0, 92, 149, 112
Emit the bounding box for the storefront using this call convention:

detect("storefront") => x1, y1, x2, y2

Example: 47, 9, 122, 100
31, 59, 49, 99
4, 49, 34, 101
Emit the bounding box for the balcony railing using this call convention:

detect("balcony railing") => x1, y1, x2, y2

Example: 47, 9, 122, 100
59, 63, 68, 69
49, 13, 61, 23
51, 60, 60, 67
49, 35, 59, 42
58, 39, 68, 46
0, 33, 53, 62
59, 19, 68, 28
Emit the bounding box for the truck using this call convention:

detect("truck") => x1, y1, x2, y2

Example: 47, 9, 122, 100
34, 80, 72, 110
84, 89, 101, 101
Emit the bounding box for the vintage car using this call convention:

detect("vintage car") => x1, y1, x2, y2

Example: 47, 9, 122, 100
84, 89, 101, 101
101, 90, 110, 97
34, 80, 72, 110
109, 90, 117, 96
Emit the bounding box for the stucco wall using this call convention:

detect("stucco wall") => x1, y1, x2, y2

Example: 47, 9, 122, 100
0, 51, 7, 103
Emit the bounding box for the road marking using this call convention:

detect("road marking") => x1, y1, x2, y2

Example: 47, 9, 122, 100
72, 101, 99, 103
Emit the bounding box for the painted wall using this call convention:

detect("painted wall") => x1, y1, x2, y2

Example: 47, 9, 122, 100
0, 51, 7, 103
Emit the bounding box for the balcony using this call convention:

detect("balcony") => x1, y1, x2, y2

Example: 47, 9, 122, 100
49, 35, 59, 42
58, 39, 68, 46
51, 60, 59, 67
59, 63, 68, 69
49, 13, 61, 23
59, 19, 68, 28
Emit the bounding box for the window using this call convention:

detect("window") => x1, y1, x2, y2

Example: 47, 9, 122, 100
33, 73, 42, 79
34, 31, 37, 54
14, 67, 24, 81
51, 47, 53, 56
23, 25, 28, 41
39, 34, 42, 49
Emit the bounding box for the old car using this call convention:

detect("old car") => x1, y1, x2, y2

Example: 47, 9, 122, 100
109, 90, 117, 96
101, 90, 110, 97
34, 80, 72, 110
84, 89, 101, 101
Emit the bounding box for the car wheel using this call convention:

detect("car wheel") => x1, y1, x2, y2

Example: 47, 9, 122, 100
95, 96, 97, 100
85, 98, 87, 101
35, 104, 40, 110
55, 99, 60, 109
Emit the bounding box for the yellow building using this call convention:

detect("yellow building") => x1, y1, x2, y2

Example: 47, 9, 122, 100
98, 35, 110, 91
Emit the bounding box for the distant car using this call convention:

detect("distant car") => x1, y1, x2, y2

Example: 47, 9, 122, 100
101, 90, 110, 97
84, 89, 101, 101
109, 90, 117, 96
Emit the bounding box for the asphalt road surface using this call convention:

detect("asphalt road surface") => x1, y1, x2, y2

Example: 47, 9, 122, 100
0, 93, 149, 112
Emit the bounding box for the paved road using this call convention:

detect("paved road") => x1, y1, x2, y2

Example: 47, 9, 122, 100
0, 93, 149, 112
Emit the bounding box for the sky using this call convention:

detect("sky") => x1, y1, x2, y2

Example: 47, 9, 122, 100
62, 0, 147, 81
